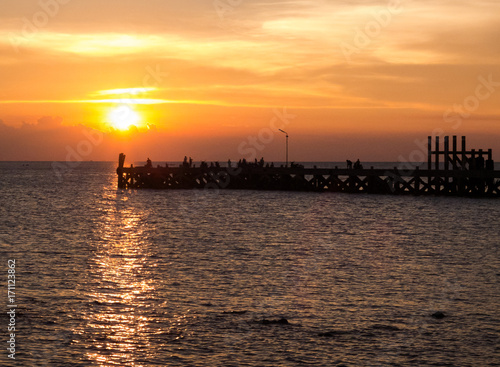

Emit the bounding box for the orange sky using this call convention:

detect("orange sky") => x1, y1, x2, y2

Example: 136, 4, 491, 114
1, 0, 499, 162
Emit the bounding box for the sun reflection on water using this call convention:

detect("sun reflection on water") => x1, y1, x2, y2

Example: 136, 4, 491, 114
79, 190, 159, 366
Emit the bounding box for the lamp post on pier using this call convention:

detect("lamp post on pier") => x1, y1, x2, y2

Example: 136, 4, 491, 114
278, 129, 288, 167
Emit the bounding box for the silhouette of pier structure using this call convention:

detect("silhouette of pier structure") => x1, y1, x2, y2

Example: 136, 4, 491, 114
117, 136, 500, 197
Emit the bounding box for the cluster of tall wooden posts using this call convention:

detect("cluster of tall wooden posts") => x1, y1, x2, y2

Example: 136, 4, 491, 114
117, 136, 500, 197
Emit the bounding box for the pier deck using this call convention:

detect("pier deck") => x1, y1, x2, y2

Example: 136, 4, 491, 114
117, 165, 500, 196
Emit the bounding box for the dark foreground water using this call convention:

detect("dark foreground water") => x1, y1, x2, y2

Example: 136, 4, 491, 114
1, 162, 499, 366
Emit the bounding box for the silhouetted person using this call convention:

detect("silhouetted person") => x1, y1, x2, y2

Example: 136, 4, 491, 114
189, 157, 193, 167
146, 158, 152, 168
346, 160, 352, 169
228, 159, 232, 168
354, 159, 362, 169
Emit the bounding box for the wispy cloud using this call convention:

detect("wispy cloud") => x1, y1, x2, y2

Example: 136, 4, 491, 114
93, 87, 157, 96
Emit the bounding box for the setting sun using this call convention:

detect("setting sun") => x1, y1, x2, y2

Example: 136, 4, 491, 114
108, 105, 141, 131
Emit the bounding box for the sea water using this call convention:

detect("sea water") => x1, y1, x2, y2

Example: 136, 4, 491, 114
0, 162, 499, 366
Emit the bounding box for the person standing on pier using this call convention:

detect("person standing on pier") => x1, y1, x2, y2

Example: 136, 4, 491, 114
354, 159, 363, 169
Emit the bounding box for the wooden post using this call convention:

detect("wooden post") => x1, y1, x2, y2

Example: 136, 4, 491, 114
461, 136, 466, 169
435, 136, 440, 170
427, 136, 432, 193
415, 166, 420, 194
130, 164, 134, 188
486, 148, 494, 191
427, 136, 432, 170
435, 136, 440, 193
117, 153, 126, 189
119, 153, 125, 169
444, 136, 449, 193
444, 136, 449, 170
470, 149, 476, 193
452, 136, 457, 193
452, 135, 457, 169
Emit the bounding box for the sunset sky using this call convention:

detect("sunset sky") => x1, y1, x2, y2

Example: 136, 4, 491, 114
1, 0, 499, 162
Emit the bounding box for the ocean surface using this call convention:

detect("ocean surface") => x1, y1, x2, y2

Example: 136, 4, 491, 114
1, 161, 499, 366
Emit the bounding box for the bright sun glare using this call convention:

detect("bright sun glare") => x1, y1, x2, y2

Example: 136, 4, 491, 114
108, 105, 141, 130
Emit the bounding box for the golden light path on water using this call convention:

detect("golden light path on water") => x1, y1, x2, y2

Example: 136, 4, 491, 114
89, 205, 150, 365
74, 180, 188, 367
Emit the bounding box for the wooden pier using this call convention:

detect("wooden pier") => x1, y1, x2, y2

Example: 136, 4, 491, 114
117, 136, 500, 197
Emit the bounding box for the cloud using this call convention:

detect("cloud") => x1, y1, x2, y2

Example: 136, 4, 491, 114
0, 118, 96, 160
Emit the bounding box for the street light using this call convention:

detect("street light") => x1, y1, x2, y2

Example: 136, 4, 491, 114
278, 129, 288, 167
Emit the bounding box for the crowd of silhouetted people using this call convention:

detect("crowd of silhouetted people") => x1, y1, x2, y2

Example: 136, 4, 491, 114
142, 156, 308, 170
346, 159, 363, 169
144, 155, 492, 172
